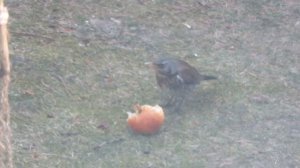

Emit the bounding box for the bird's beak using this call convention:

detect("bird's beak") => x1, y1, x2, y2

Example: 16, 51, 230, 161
144, 61, 155, 69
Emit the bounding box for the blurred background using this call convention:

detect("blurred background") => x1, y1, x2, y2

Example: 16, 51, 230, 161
7, 0, 300, 167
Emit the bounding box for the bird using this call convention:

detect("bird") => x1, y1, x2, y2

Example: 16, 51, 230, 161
151, 57, 217, 111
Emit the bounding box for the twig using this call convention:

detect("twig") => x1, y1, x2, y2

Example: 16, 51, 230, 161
10, 31, 54, 41
52, 74, 72, 97
93, 138, 125, 150
0, 4, 13, 168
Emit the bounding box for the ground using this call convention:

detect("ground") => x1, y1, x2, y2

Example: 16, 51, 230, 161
6, 0, 300, 167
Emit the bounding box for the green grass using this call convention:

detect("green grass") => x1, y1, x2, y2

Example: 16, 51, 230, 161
7, 0, 300, 167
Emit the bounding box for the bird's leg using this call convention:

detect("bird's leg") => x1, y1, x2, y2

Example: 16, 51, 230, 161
159, 88, 173, 107
170, 85, 195, 112
172, 94, 185, 112
171, 87, 187, 112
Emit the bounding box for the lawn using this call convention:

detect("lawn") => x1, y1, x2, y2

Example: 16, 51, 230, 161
7, 0, 300, 167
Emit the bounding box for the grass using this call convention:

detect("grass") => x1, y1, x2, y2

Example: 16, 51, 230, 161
7, 0, 300, 167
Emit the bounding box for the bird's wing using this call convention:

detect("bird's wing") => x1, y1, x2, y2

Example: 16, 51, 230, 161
177, 67, 200, 85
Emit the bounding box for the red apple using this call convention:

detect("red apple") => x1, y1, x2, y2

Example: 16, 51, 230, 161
127, 104, 165, 134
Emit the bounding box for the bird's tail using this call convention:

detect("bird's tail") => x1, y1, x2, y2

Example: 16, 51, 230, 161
201, 75, 217, 81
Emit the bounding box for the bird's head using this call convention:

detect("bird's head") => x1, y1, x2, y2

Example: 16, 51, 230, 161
152, 58, 178, 76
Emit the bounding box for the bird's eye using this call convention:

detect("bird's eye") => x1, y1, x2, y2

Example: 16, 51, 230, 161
157, 62, 167, 68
